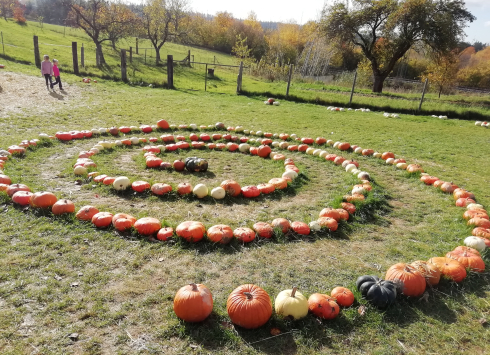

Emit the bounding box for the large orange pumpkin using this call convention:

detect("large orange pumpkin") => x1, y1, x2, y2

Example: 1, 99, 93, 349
233, 227, 256, 243
446, 251, 485, 272
6, 183, 30, 197
151, 183, 172, 195
112, 213, 137, 232
452, 245, 481, 257
30, 191, 57, 208
253, 222, 274, 238
257, 145, 272, 158
91, 212, 114, 228
290, 221, 310, 235
132, 181, 151, 193
12, 191, 34, 206
319, 208, 340, 221
338, 142, 350, 151
385, 263, 426, 297
76, 205, 99, 221
317, 217, 338, 231
220, 180, 241, 197
0, 174, 11, 185
381, 152, 395, 160
468, 218, 490, 229
257, 183, 275, 194
134, 217, 161, 235
173, 283, 213, 322
271, 218, 290, 234
52, 199, 75, 215
428, 257, 467, 283
341, 202, 356, 214
268, 178, 287, 190
472, 227, 490, 239
176, 221, 206, 242
227, 284, 272, 329
330, 287, 354, 307
207, 224, 234, 244
410, 260, 441, 286
336, 209, 349, 221
308, 293, 339, 319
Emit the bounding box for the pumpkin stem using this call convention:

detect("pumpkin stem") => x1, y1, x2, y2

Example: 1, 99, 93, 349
190, 283, 198, 291
291, 286, 297, 297
243, 292, 253, 300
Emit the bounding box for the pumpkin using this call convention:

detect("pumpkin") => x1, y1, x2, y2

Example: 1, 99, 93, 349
0, 183, 8, 192
385, 263, 426, 297
76, 205, 99, 221
173, 283, 213, 322
112, 213, 137, 231
468, 218, 490, 229
177, 183, 193, 195
6, 183, 30, 197
93, 174, 108, 183
472, 227, 490, 239
234, 227, 256, 243
151, 183, 172, 195
185, 157, 208, 172
157, 119, 169, 129
210, 187, 226, 199
91, 212, 114, 228
344, 194, 365, 202
242, 185, 260, 198
30, 191, 57, 208
420, 175, 439, 185
193, 184, 208, 198
275, 287, 308, 320
338, 142, 350, 151
463, 209, 488, 220
309, 221, 321, 231
440, 182, 458, 193
132, 181, 151, 193
319, 208, 340, 221
257, 145, 272, 158
12, 191, 34, 206
113, 176, 131, 191
220, 180, 241, 197
308, 293, 340, 319
453, 189, 475, 200
0, 174, 11, 185
102, 177, 116, 185
362, 149, 374, 156
336, 209, 349, 221
410, 260, 441, 286
52, 199, 75, 215
356, 275, 397, 309
134, 217, 161, 235
317, 217, 338, 231
455, 198, 476, 207
271, 218, 290, 234
453, 245, 481, 256
381, 152, 395, 160
341, 202, 356, 214
176, 221, 205, 242
446, 251, 485, 272
226, 284, 271, 329
146, 156, 163, 168
290, 221, 310, 235
463, 236, 486, 252
157, 227, 174, 241
269, 178, 287, 190
330, 287, 354, 307
253, 222, 274, 238
428, 257, 466, 283
207, 224, 234, 244
257, 183, 275, 194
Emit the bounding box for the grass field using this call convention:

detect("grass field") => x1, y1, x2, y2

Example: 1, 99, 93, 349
1, 62, 490, 354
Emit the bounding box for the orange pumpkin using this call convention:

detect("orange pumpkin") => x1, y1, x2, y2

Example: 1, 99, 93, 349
253, 222, 274, 238
207, 224, 234, 244
428, 257, 466, 283
52, 199, 75, 215
76, 205, 99, 221
385, 263, 426, 297
6, 183, 30, 197
132, 181, 151, 193
446, 251, 485, 272
30, 191, 57, 208
0, 174, 11, 185
173, 283, 213, 322
268, 178, 287, 190
284, 158, 294, 166
102, 177, 116, 185
472, 227, 490, 239
220, 180, 241, 197
242, 185, 260, 198
433, 180, 445, 188
150, 183, 172, 195
233, 227, 256, 243
0, 183, 9, 192
440, 182, 458, 193
406, 164, 424, 173
344, 194, 365, 202
227, 284, 272, 329
330, 287, 354, 307
468, 218, 490, 229
91, 212, 114, 228
177, 182, 192, 195
257, 183, 275, 194
93, 174, 108, 183
290, 221, 310, 235
453, 188, 475, 200
272, 154, 286, 161
308, 293, 339, 319
176, 221, 205, 242
334, 156, 345, 165
12, 191, 34, 205
381, 152, 395, 160
319, 208, 340, 221
336, 209, 349, 221
463, 209, 488, 220
341, 202, 356, 214
257, 145, 272, 158
112, 213, 137, 231
134, 217, 161, 235
420, 175, 439, 185
452, 245, 481, 257
317, 217, 338, 231
156, 227, 174, 241
410, 260, 441, 286
271, 218, 290, 234
338, 142, 350, 151
362, 149, 374, 156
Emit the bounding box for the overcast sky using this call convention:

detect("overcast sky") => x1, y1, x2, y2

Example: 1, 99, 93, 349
187, 0, 489, 43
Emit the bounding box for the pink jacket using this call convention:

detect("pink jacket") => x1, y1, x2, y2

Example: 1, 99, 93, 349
41, 61, 53, 76
53, 64, 60, 77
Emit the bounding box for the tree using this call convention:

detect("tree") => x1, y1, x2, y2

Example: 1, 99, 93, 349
0, 0, 16, 20
106, 3, 140, 49
142, 0, 189, 65
13, 3, 25, 23
422, 52, 459, 97
321, 0, 475, 93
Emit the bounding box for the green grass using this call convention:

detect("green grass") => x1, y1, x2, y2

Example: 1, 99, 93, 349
1, 19, 490, 355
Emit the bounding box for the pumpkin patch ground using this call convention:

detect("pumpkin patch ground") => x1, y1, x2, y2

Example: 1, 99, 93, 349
0, 75, 489, 354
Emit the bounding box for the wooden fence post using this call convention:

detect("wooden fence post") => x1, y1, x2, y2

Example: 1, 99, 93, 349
81, 43, 84, 68
1, 31, 4, 56
205, 64, 208, 91
418, 78, 429, 111
167, 55, 174, 89
286, 64, 294, 97
135, 38, 138, 54
33, 35, 41, 68
236, 61, 244, 94
349, 71, 357, 106
121, 49, 127, 82
72, 42, 79, 75
145, 49, 147, 64
129, 47, 133, 63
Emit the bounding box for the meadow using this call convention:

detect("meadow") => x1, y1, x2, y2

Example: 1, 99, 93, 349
1, 19, 490, 355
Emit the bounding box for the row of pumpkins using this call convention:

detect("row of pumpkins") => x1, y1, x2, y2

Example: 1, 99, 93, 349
475, 121, 489, 128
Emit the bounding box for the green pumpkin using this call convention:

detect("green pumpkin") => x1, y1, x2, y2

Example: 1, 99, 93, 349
185, 157, 208, 172
356, 275, 397, 309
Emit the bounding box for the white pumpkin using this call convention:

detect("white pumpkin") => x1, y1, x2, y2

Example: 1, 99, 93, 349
373, 152, 382, 158
169, 124, 177, 129
249, 138, 256, 143
256, 130, 263, 136
100, 141, 112, 149
309, 221, 321, 231
319, 151, 328, 158
272, 133, 279, 138
39, 133, 49, 138
386, 158, 395, 164
235, 126, 244, 132
464, 236, 486, 252
290, 134, 297, 139
74, 166, 87, 175
352, 168, 360, 175
475, 121, 482, 126
210, 187, 226, 199
269, 152, 277, 159
273, 101, 280, 106
282, 170, 298, 180
274, 287, 308, 320
130, 125, 139, 131
98, 128, 107, 134
93, 144, 104, 151
113, 176, 131, 191
272, 141, 280, 148
396, 162, 408, 170
345, 164, 357, 173
115, 140, 122, 146
467, 203, 484, 210
358, 171, 371, 180
91, 128, 99, 135
89, 148, 100, 154
326, 140, 334, 146
352, 186, 366, 195
279, 142, 289, 149
250, 131, 256, 135
193, 184, 208, 198
189, 124, 198, 130
157, 145, 166, 152
306, 147, 315, 155
313, 149, 321, 156
243, 130, 250, 135
333, 141, 341, 148
130, 137, 140, 145
354, 147, 363, 154
239, 143, 250, 153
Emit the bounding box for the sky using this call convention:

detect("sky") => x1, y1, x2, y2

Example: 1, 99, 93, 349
188, 0, 489, 44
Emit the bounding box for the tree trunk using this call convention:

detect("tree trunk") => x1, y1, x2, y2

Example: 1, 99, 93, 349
438, 86, 442, 98
96, 42, 105, 66
372, 75, 385, 93
111, 39, 116, 50
155, 48, 160, 65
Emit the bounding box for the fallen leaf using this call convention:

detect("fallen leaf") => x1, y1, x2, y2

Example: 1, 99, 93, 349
358, 305, 366, 316
270, 328, 281, 336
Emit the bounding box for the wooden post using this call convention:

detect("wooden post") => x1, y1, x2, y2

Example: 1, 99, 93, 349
81, 43, 84, 68
418, 78, 429, 111
72, 42, 79, 74
1, 31, 4, 56
187, 49, 190, 61
135, 38, 138, 54
286, 64, 294, 97
121, 49, 127, 82
33, 35, 41, 68
205, 64, 208, 91
129, 47, 133, 63
236, 61, 244, 94
167, 55, 174, 89
349, 71, 357, 106
145, 49, 147, 64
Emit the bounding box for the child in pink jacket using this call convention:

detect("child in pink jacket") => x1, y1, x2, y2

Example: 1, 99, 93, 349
51, 59, 63, 90
41, 54, 54, 90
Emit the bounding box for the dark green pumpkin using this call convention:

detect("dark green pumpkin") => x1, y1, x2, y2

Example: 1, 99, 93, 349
185, 157, 208, 172
356, 275, 397, 309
